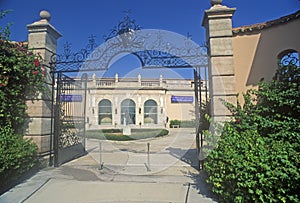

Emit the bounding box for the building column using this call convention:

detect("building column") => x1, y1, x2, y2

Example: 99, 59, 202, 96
25, 11, 62, 161
202, 0, 237, 122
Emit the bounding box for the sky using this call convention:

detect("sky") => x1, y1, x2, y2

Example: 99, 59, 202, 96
1, 0, 299, 79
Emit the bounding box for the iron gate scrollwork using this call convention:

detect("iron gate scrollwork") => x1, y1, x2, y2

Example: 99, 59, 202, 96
50, 13, 208, 169
53, 72, 87, 166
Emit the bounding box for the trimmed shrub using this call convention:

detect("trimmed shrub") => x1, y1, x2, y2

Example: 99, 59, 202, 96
169, 120, 195, 128
170, 119, 181, 127
86, 128, 169, 141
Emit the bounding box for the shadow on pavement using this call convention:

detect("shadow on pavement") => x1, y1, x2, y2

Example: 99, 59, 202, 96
166, 147, 218, 201
166, 147, 198, 170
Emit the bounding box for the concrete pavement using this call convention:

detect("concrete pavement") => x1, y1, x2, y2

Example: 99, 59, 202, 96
0, 128, 217, 203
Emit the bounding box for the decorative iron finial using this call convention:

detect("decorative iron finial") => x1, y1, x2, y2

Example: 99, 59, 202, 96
186, 32, 192, 40
88, 35, 96, 44
123, 9, 132, 16
103, 11, 141, 42
88, 35, 97, 50
63, 41, 72, 58
211, 0, 223, 6
40, 10, 51, 21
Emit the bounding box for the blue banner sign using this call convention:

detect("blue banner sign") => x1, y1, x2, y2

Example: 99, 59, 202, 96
60, 94, 82, 102
171, 96, 194, 103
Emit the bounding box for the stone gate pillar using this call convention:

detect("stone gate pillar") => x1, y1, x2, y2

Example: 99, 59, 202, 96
202, 0, 237, 122
26, 11, 62, 162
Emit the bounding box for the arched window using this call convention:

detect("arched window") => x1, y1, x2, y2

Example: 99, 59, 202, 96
98, 99, 112, 125
144, 99, 158, 124
277, 50, 299, 81
121, 99, 136, 125
278, 50, 299, 67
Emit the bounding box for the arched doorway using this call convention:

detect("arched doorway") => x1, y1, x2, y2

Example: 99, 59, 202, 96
144, 99, 158, 124
98, 99, 112, 125
121, 99, 136, 125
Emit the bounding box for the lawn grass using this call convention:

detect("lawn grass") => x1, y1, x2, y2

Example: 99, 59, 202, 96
86, 128, 169, 141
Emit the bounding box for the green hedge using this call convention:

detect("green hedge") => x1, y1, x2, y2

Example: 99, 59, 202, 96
170, 119, 181, 127
0, 125, 38, 193
86, 129, 169, 141
170, 120, 195, 128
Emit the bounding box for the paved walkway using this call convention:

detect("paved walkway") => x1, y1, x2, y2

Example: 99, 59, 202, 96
0, 128, 217, 203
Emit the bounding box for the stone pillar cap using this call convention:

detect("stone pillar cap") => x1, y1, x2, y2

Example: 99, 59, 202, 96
27, 10, 62, 39
211, 0, 223, 6
40, 10, 51, 21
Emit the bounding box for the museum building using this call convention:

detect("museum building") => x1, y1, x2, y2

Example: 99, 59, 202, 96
83, 74, 204, 129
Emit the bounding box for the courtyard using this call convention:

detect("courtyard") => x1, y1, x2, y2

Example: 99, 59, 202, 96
0, 128, 217, 203
1, 1, 298, 202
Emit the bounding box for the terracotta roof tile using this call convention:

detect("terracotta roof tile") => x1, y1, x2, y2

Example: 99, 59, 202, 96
233, 10, 300, 35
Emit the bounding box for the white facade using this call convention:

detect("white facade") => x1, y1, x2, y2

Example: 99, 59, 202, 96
85, 74, 204, 129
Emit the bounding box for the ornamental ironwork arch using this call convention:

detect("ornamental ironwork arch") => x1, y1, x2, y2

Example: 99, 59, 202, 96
49, 14, 208, 72
49, 13, 208, 170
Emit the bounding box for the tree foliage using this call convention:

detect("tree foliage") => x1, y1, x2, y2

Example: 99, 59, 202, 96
204, 64, 300, 202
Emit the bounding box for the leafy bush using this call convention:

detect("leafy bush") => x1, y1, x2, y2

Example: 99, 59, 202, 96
0, 39, 44, 132
0, 10, 45, 132
0, 11, 41, 192
170, 119, 181, 127
204, 64, 300, 202
0, 125, 38, 191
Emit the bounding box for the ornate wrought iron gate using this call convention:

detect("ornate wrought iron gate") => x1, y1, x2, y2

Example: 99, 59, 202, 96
53, 72, 87, 166
50, 13, 208, 169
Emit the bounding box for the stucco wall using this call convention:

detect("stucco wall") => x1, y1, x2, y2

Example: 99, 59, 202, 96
165, 91, 195, 122
233, 18, 300, 102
